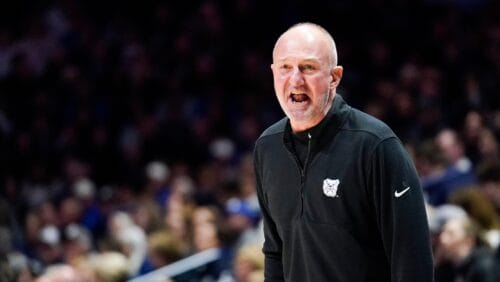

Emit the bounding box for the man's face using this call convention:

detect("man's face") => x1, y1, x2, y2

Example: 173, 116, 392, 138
271, 28, 342, 132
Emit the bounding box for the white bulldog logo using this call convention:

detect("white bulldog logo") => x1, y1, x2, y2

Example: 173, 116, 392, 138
323, 178, 340, 198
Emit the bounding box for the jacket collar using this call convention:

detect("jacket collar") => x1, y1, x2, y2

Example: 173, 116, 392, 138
283, 94, 351, 154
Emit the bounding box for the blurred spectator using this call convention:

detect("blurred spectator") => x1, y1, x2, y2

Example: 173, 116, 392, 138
427, 203, 468, 257
4, 252, 35, 282
219, 244, 264, 282
142, 229, 187, 274
37, 201, 59, 227
449, 187, 500, 248
224, 198, 261, 250
416, 139, 475, 205
195, 164, 223, 206
436, 128, 475, 178
107, 211, 147, 277
59, 196, 84, 227
22, 211, 43, 260
477, 128, 500, 162
476, 160, 500, 214
234, 245, 264, 282
246, 270, 264, 282
236, 153, 259, 214
164, 178, 196, 244
192, 206, 223, 253
35, 264, 84, 282
220, 154, 262, 251
36, 224, 63, 266
435, 216, 495, 282
88, 252, 129, 282
186, 205, 232, 281
62, 223, 93, 265
132, 199, 163, 234
72, 177, 105, 238
143, 161, 171, 207
462, 111, 485, 164
0, 253, 15, 282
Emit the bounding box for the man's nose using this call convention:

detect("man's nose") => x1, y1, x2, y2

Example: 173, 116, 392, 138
289, 67, 304, 86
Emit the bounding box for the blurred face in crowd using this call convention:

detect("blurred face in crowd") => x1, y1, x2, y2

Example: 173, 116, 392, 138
193, 222, 219, 251
36, 265, 84, 282
438, 217, 474, 264
436, 129, 463, 164
271, 24, 343, 132
234, 257, 256, 282
481, 181, 500, 209
233, 245, 264, 282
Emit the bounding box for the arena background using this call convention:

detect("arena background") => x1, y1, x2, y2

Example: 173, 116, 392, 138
0, 0, 499, 281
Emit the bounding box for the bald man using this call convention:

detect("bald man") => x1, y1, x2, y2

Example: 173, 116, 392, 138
253, 22, 434, 281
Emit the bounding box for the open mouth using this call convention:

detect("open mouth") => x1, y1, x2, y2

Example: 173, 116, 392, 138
290, 93, 310, 103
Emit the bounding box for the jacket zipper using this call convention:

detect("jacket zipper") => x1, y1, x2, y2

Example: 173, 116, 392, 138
285, 131, 313, 217
300, 132, 312, 216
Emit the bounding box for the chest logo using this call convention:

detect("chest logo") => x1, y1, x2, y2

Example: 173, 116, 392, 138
322, 178, 340, 198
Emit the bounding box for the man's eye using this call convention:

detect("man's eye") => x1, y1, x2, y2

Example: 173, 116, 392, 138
280, 65, 292, 70
301, 64, 316, 71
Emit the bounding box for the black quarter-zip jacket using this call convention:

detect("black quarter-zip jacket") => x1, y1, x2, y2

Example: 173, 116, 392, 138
254, 95, 434, 282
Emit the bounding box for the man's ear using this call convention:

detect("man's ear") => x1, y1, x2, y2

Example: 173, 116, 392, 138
330, 66, 343, 88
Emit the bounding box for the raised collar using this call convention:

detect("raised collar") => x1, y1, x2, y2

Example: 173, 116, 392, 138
284, 94, 351, 153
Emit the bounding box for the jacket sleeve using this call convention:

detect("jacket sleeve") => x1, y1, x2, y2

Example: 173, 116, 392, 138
254, 144, 285, 282
368, 137, 434, 282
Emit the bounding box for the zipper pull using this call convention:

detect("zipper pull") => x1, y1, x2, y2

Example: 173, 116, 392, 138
307, 132, 312, 140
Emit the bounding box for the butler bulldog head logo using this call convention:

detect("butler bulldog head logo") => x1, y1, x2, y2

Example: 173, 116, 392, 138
323, 178, 340, 198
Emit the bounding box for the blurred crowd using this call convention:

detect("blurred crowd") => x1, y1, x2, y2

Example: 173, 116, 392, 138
0, 0, 499, 281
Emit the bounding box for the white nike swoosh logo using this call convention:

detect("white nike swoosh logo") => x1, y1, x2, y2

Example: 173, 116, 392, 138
394, 186, 411, 198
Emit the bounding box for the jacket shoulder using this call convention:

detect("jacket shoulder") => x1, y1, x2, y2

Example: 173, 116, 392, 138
257, 117, 287, 141
344, 108, 396, 141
